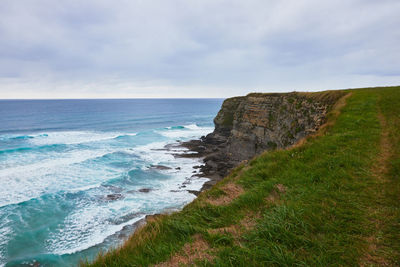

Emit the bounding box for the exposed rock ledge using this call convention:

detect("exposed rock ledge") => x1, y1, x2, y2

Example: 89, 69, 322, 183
181, 91, 344, 190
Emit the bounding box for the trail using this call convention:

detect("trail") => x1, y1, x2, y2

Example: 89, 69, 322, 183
361, 103, 393, 266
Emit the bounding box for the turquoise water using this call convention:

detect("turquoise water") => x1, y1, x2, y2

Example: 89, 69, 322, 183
0, 99, 223, 266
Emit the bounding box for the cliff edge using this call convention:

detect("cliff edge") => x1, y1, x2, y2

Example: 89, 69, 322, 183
184, 90, 345, 184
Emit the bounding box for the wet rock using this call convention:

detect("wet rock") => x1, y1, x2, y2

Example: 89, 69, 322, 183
105, 194, 124, 201
187, 190, 200, 196
150, 165, 172, 170
138, 188, 152, 193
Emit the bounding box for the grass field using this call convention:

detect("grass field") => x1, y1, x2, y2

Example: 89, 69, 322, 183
84, 86, 400, 266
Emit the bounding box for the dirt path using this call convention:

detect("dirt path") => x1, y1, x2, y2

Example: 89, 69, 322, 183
360, 108, 393, 266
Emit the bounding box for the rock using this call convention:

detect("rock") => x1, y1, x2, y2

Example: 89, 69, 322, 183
150, 165, 172, 170
138, 188, 152, 193
105, 194, 124, 201
179, 91, 344, 186
207, 92, 342, 163
187, 190, 200, 196
175, 167, 181, 170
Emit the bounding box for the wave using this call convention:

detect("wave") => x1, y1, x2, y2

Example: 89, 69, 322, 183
0, 133, 45, 142
10, 135, 34, 140
0, 149, 115, 207
1, 131, 126, 146
112, 133, 137, 140
0, 125, 213, 264
165, 126, 184, 130
0, 123, 212, 207
156, 124, 213, 139
48, 214, 146, 255
0, 143, 67, 155
184, 123, 200, 130
0, 218, 12, 267
29, 131, 123, 146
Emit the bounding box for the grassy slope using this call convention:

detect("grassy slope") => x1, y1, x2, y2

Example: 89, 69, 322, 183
85, 86, 400, 266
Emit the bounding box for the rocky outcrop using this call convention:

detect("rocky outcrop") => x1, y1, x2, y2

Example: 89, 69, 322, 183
182, 91, 345, 187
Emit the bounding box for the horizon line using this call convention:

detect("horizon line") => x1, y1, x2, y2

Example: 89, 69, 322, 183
0, 85, 398, 101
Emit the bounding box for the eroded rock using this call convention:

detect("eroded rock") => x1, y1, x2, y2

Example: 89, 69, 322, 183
181, 91, 344, 186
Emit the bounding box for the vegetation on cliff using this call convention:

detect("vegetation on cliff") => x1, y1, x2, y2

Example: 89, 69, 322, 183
84, 86, 400, 266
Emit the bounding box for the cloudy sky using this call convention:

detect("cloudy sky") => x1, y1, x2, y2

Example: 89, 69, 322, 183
0, 0, 399, 98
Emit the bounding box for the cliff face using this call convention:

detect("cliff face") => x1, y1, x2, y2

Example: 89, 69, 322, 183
198, 91, 344, 178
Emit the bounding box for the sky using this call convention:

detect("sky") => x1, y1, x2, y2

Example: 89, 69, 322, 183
0, 0, 399, 99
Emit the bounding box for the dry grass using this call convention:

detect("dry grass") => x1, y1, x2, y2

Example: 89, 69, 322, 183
207, 211, 261, 248
208, 212, 260, 236
153, 234, 214, 267
208, 183, 287, 246
265, 184, 287, 205
206, 182, 244, 206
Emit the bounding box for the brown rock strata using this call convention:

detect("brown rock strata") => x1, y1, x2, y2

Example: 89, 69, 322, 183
181, 91, 344, 190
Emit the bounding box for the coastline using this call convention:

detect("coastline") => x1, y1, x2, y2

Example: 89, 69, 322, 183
3, 92, 351, 266
90, 138, 219, 261
117, 135, 226, 248
73, 91, 347, 265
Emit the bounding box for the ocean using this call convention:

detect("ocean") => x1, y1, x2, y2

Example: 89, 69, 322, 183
0, 99, 223, 267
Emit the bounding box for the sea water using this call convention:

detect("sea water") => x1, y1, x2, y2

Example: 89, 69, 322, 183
0, 99, 223, 266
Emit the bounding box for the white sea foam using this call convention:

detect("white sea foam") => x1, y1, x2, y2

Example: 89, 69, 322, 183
43, 132, 209, 257
184, 124, 200, 130
46, 200, 146, 255
0, 130, 134, 170
52, 202, 145, 255
0, 149, 107, 177
46, 171, 207, 256
0, 217, 12, 267
156, 124, 213, 139
134, 141, 175, 165
0, 149, 118, 207
29, 131, 125, 146
1, 125, 213, 261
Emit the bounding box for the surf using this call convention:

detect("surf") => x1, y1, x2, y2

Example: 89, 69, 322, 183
0, 98, 223, 267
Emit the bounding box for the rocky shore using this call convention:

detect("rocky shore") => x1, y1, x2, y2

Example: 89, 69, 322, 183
178, 91, 345, 193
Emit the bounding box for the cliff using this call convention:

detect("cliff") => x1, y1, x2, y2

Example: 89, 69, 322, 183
86, 86, 400, 267
184, 90, 345, 181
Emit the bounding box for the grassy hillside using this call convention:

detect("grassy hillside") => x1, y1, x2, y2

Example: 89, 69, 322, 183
84, 86, 400, 266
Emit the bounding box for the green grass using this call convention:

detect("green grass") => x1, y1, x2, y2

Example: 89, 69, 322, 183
84, 86, 400, 266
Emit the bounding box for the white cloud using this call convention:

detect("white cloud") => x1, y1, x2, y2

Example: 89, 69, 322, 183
0, 0, 399, 98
